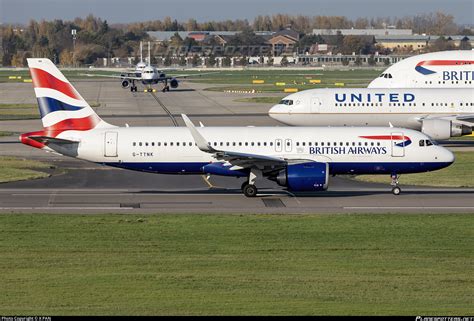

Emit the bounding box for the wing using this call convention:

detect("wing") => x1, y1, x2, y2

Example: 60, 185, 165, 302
166, 72, 218, 79
81, 73, 143, 80
181, 114, 312, 172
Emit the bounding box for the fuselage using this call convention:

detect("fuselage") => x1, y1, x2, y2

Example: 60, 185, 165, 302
368, 50, 474, 88
49, 126, 454, 176
269, 88, 474, 128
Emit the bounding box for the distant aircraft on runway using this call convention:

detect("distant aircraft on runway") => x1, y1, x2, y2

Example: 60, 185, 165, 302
21, 58, 455, 196
85, 42, 211, 93
269, 88, 473, 140
368, 50, 474, 88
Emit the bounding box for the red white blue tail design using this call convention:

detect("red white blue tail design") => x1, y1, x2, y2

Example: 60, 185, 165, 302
28, 58, 112, 129
21, 59, 114, 149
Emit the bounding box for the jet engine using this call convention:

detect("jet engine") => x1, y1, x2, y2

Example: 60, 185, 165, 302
271, 162, 329, 191
121, 79, 130, 89
170, 78, 179, 89
421, 119, 472, 140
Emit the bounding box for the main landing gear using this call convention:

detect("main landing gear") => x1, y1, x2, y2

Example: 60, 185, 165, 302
162, 80, 170, 92
130, 80, 138, 92
241, 170, 259, 197
390, 173, 401, 195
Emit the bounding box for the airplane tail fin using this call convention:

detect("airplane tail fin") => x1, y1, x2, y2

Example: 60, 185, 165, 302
27, 58, 113, 130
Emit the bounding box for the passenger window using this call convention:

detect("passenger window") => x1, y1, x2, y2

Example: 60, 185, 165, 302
133, 142, 136, 146
139, 142, 142, 146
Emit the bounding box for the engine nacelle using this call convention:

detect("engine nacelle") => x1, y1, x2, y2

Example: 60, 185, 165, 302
274, 162, 329, 192
170, 78, 179, 89
159, 73, 166, 78
422, 119, 472, 140
121, 79, 130, 89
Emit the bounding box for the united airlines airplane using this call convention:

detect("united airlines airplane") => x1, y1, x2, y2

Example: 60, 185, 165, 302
21, 59, 454, 196
368, 50, 474, 88
269, 88, 474, 139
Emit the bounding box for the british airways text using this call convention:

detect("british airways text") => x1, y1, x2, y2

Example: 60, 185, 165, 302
442, 71, 474, 81
309, 146, 387, 155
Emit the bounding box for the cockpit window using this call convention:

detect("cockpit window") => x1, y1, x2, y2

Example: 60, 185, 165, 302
419, 140, 425, 147
426, 140, 433, 146
279, 99, 293, 106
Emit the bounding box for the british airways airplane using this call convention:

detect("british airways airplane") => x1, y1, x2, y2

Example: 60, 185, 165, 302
269, 88, 474, 139
368, 50, 474, 88
21, 58, 454, 196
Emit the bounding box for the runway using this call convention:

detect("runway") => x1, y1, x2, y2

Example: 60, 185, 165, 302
0, 79, 473, 214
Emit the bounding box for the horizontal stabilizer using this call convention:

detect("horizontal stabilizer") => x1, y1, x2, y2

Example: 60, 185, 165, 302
28, 136, 79, 145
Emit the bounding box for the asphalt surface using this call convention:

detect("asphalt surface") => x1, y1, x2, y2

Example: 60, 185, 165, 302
0, 79, 473, 214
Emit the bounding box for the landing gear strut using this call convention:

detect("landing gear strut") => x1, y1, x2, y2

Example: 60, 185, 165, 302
130, 80, 137, 92
242, 169, 259, 197
162, 80, 170, 92
390, 173, 401, 195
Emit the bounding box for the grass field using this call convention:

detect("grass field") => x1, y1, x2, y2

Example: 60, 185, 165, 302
0, 214, 471, 315
195, 69, 381, 92
234, 96, 283, 104
0, 156, 52, 183
355, 151, 474, 187
0, 69, 119, 83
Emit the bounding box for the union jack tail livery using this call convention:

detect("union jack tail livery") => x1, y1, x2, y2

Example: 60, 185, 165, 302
21, 59, 115, 149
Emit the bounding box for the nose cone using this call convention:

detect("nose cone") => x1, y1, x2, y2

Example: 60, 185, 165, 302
441, 148, 455, 164
268, 104, 287, 123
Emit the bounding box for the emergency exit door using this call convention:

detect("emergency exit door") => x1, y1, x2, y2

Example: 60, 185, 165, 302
104, 132, 118, 157
391, 132, 405, 157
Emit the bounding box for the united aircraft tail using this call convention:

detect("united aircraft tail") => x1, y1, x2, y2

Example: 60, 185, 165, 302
21, 58, 115, 149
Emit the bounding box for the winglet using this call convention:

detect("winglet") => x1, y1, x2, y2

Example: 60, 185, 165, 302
181, 114, 215, 152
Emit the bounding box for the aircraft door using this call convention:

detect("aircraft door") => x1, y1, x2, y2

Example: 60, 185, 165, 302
275, 139, 283, 152
391, 132, 405, 157
311, 97, 321, 113
104, 132, 118, 157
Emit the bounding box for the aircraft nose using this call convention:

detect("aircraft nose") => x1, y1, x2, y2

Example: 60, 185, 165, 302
268, 104, 285, 120
442, 148, 455, 164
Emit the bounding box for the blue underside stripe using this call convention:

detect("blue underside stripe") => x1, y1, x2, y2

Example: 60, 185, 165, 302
37, 97, 83, 118
104, 161, 452, 175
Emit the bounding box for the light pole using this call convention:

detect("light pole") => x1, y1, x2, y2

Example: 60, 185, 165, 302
71, 29, 77, 67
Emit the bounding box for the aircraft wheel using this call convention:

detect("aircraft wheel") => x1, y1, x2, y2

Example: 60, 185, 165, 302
241, 181, 249, 191
243, 184, 258, 198
392, 186, 401, 195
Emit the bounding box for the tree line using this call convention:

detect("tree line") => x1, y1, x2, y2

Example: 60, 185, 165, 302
1, 12, 471, 66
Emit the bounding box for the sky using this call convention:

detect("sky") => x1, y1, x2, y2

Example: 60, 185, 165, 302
1, 0, 473, 25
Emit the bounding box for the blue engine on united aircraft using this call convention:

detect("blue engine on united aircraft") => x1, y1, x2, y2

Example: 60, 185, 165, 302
274, 162, 329, 191
170, 78, 179, 88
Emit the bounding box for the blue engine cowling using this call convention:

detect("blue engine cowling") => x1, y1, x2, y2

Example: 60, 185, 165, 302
276, 162, 329, 191
170, 78, 179, 88
202, 162, 248, 177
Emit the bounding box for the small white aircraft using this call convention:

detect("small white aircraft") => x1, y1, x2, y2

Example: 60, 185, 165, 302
22, 58, 455, 196
269, 88, 473, 140
369, 50, 474, 88
86, 42, 207, 93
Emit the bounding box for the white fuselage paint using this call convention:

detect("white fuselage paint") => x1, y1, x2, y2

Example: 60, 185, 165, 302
269, 88, 474, 128
368, 50, 474, 89
55, 126, 454, 176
